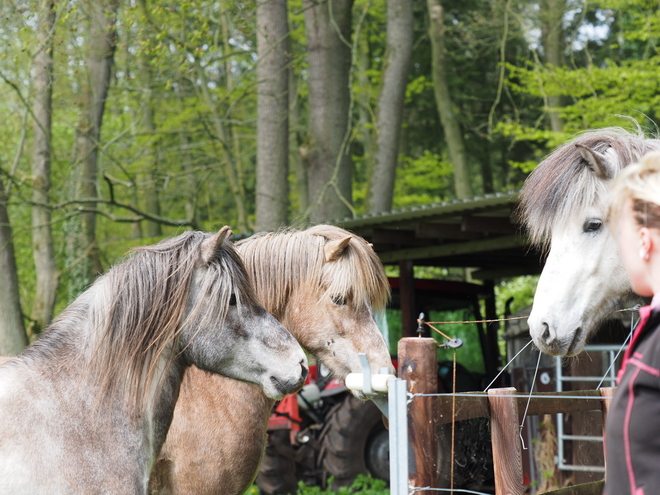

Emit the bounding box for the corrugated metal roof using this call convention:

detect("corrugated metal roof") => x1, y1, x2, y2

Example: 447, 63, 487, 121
331, 189, 540, 278
336, 190, 521, 229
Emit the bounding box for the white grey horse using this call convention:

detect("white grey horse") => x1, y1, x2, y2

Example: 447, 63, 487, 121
0, 228, 307, 495
520, 127, 660, 355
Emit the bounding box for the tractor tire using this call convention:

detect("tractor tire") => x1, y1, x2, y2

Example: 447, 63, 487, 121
255, 430, 299, 495
319, 395, 390, 488
319, 395, 453, 490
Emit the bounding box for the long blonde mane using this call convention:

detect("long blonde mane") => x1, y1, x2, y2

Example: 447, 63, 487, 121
236, 225, 389, 318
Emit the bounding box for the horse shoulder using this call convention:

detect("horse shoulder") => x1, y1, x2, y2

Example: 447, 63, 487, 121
156, 367, 274, 495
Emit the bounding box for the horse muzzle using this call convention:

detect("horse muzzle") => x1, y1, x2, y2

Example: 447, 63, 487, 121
267, 359, 308, 398
530, 319, 586, 357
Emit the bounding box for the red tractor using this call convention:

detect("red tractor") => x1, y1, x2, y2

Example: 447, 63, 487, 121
256, 279, 495, 494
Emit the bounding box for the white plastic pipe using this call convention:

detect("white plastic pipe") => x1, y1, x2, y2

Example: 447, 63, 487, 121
345, 372, 396, 393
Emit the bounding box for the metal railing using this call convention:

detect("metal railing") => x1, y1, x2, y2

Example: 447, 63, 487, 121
554, 344, 624, 473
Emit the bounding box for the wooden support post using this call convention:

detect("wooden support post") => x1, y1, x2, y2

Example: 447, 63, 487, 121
488, 387, 524, 495
600, 387, 615, 428
482, 278, 500, 380
399, 337, 438, 490
399, 260, 416, 338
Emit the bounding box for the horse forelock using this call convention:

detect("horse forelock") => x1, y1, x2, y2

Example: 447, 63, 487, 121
520, 127, 660, 246
236, 225, 390, 315
309, 225, 390, 311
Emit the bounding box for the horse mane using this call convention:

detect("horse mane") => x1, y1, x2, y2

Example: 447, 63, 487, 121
519, 126, 660, 246
24, 231, 254, 416
236, 225, 390, 319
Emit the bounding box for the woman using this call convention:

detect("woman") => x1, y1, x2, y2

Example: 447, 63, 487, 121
606, 150, 660, 495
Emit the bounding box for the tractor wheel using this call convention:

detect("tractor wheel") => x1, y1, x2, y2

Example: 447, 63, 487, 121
319, 395, 453, 490
255, 430, 299, 495
319, 395, 389, 488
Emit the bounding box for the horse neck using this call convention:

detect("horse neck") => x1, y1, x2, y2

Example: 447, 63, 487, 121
15, 284, 188, 472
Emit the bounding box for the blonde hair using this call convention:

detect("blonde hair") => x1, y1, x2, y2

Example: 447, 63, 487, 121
609, 150, 660, 229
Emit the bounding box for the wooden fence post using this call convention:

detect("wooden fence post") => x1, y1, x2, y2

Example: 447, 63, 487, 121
399, 337, 438, 491
600, 387, 615, 427
488, 387, 524, 495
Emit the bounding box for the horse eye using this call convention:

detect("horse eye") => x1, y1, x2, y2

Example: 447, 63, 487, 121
331, 295, 347, 306
583, 219, 602, 233
229, 294, 237, 306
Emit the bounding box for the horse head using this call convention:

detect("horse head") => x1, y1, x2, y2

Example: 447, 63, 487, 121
176, 228, 308, 400
237, 225, 394, 399
521, 128, 656, 355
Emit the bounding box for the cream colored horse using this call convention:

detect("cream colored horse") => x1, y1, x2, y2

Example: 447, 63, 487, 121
0, 229, 307, 495
150, 225, 394, 495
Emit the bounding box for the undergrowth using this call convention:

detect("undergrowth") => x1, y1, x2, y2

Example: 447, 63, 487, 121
296, 475, 389, 494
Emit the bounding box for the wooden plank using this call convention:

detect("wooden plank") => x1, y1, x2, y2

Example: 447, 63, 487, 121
541, 480, 604, 495
488, 387, 524, 495
399, 338, 439, 490
435, 390, 605, 425
462, 214, 516, 234
415, 222, 478, 241
398, 260, 416, 338
372, 228, 434, 246
435, 393, 490, 425
517, 390, 605, 416
378, 234, 527, 263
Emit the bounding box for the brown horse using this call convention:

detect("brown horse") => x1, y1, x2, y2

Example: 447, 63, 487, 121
0, 229, 307, 495
149, 225, 394, 495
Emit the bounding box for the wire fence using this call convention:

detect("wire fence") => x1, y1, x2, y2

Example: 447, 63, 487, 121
386, 307, 640, 495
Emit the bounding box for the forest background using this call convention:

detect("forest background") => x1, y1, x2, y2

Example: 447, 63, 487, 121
0, 0, 658, 353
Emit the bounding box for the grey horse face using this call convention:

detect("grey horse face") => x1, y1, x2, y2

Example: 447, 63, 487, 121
178, 233, 307, 400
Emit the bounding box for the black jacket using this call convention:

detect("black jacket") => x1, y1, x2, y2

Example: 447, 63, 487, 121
605, 305, 660, 495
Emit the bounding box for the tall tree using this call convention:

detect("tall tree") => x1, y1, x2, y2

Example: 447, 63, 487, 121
29, 0, 58, 337
0, 177, 28, 354
73, 0, 120, 281
427, 0, 473, 199
137, 46, 163, 238
368, 0, 413, 214
256, 0, 290, 231
303, 0, 354, 223
540, 0, 566, 132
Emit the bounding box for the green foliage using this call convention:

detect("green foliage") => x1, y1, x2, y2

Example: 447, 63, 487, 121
2, 0, 659, 333
393, 150, 453, 208
296, 475, 389, 495
495, 275, 539, 317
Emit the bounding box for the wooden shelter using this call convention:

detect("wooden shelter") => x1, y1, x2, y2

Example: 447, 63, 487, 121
335, 190, 543, 378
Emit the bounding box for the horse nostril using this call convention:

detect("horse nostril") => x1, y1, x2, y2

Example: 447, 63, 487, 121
300, 361, 309, 381
541, 322, 552, 343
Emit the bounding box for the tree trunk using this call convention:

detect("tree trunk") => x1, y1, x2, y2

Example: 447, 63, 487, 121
289, 66, 309, 216
29, 0, 58, 338
256, 0, 290, 231
357, 39, 374, 207
195, 59, 249, 232
540, 0, 566, 133
427, 0, 473, 199
0, 177, 28, 355
368, 0, 413, 214
74, 0, 120, 280
303, 0, 354, 223
138, 52, 162, 238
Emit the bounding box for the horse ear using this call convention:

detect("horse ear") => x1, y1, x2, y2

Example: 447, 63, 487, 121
575, 144, 615, 179
201, 226, 233, 264
324, 236, 352, 262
